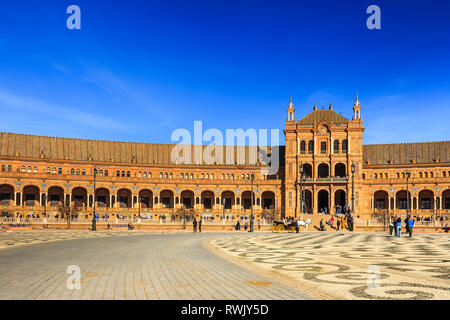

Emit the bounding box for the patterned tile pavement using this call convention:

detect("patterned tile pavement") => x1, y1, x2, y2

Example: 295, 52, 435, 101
207, 232, 450, 300
0, 232, 312, 300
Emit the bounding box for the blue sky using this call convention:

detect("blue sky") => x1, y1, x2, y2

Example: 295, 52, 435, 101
0, 0, 449, 145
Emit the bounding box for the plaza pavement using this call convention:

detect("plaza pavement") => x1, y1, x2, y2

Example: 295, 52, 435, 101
207, 232, 450, 300
0, 231, 311, 300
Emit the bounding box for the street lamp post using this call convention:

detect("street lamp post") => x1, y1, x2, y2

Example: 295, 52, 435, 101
91, 168, 97, 231
138, 195, 141, 219
405, 170, 410, 217
250, 173, 254, 232
351, 163, 356, 213
43, 193, 46, 217
300, 162, 305, 215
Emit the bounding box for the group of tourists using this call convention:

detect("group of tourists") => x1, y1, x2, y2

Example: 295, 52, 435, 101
192, 218, 202, 232
389, 215, 415, 238
316, 214, 353, 234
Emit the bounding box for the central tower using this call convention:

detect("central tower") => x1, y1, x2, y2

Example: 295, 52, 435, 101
283, 96, 364, 217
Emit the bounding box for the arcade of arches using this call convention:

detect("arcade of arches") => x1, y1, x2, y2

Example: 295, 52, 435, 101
0, 182, 278, 220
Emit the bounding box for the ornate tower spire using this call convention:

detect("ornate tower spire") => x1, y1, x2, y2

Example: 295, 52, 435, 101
287, 96, 295, 122
353, 92, 361, 120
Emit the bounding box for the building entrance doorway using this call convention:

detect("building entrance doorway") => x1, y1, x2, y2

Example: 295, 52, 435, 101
318, 190, 329, 213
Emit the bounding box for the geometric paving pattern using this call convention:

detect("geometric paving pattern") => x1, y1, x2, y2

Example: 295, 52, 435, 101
208, 232, 450, 300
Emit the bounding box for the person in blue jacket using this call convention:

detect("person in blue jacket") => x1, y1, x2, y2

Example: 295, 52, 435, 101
396, 217, 402, 238
408, 217, 414, 237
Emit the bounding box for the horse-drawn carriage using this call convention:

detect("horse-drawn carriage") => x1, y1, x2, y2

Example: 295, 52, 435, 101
271, 220, 296, 233
271, 218, 312, 233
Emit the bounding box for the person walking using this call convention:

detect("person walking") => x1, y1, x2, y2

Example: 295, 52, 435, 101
408, 217, 414, 237
198, 219, 202, 233
340, 216, 346, 235
389, 218, 394, 237
236, 220, 240, 231
396, 217, 402, 238
336, 218, 341, 233
193, 218, 197, 233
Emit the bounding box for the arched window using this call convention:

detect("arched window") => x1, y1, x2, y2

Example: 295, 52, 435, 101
169, 173, 173, 179
300, 141, 306, 153
164, 172, 168, 179
105, 170, 108, 177
190, 173, 193, 179
1, 164, 5, 171
231, 174, 234, 180
160, 172, 163, 178
334, 140, 340, 153
34, 166, 38, 173
99, 170, 103, 176
46, 167, 50, 174
71, 168, 75, 175
241, 174, 245, 180
7, 165, 12, 172
143, 172, 147, 178
362, 173, 366, 179
342, 140, 348, 152
82, 169, 86, 176
127, 171, 130, 177
180, 173, 184, 179
211, 174, 214, 179
27, 166, 32, 173
201, 173, 204, 179
52, 167, 56, 174
308, 140, 314, 153
76, 169, 80, 175
138, 171, 142, 178
206, 173, 209, 179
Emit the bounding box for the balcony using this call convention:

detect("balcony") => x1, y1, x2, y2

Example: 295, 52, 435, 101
301, 177, 349, 183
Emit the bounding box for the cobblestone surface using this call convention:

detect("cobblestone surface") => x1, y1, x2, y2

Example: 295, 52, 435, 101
208, 232, 450, 300
0, 232, 311, 300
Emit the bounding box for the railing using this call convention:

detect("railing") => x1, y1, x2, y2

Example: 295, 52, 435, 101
303, 177, 349, 183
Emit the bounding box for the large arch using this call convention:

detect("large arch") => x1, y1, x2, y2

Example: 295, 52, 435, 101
395, 190, 412, 210
180, 190, 194, 209
334, 189, 346, 209
443, 189, 450, 210
0, 184, 14, 205
22, 185, 40, 206
334, 163, 346, 177
117, 188, 131, 208
241, 191, 255, 209
418, 189, 434, 209
160, 189, 174, 208
318, 163, 329, 178
72, 187, 88, 207
374, 190, 388, 210
261, 191, 275, 209
138, 189, 153, 208
221, 191, 235, 209
48, 186, 64, 207
317, 189, 329, 213
301, 163, 313, 178
95, 188, 110, 208
201, 190, 215, 209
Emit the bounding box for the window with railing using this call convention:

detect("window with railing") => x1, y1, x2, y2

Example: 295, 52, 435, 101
320, 142, 326, 154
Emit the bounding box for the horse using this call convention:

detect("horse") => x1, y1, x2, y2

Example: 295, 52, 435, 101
297, 218, 312, 231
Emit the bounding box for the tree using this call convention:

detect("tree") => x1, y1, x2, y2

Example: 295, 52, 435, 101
177, 207, 194, 229
58, 203, 82, 229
